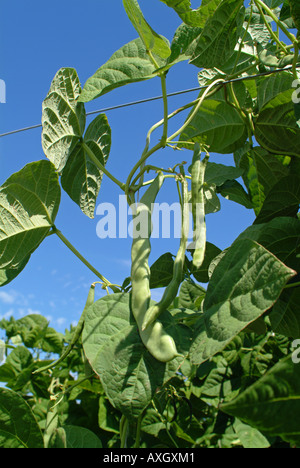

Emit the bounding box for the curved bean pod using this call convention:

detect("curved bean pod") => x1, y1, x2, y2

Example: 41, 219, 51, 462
130, 173, 179, 362
141, 174, 189, 331
191, 143, 209, 270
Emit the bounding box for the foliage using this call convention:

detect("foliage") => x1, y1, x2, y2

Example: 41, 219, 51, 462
0, 0, 300, 448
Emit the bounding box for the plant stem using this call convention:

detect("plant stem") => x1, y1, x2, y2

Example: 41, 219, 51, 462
134, 415, 143, 449
160, 72, 169, 146
292, 42, 299, 80
254, 0, 289, 55
232, 3, 253, 75
254, 0, 296, 45
83, 142, 125, 191
284, 281, 300, 290
53, 226, 120, 293
167, 78, 226, 143
120, 415, 129, 448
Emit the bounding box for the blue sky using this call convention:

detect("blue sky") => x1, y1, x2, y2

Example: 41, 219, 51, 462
0, 1, 255, 333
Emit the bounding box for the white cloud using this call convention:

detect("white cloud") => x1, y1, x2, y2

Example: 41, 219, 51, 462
56, 317, 67, 328
0, 291, 15, 305
27, 308, 41, 315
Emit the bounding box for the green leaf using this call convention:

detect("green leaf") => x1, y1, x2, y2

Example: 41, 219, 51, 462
42, 68, 86, 172
79, 38, 165, 103
236, 216, 300, 273
0, 255, 30, 287
233, 419, 271, 448
190, 239, 296, 366
178, 279, 206, 310
179, 98, 248, 154
2, 314, 64, 354
0, 363, 16, 383
221, 354, 300, 445
256, 72, 294, 112
269, 287, 300, 339
123, 0, 171, 59
42, 69, 112, 218
188, 241, 222, 283
160, 0, 223, 28
199, 358, 240, 407
0, 160, 61, 270
204, 162, 244, 186
255, 88, 300, 157
0, 387, 44, 448
150, 252, 175, 289
61, 114, 112, 219
289, 0, 300, 38
6, 346, 33, 373
280, 1, 295, 29
190, 0, 245, 69
98, 396, 120, 434
235, 146, 289, 215
245, 5, 272, 48
167, 23, 202, 65
254, 175, 300, 224
63, 425, 102, 448
217, 180, 253, 210
82, 293, 192, 419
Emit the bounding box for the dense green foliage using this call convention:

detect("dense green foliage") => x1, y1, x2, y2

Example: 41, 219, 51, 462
0, 0, 300, 448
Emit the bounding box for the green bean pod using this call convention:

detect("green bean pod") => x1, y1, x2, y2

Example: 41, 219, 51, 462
130, 173, 179, 362
191, 143, 208, 270
141, 175, 189, 331
33, 283, 96, 374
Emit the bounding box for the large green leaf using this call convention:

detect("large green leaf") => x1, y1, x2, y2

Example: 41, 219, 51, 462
61, 114, 112, 219
179, 98, 248, 154
190, 239, 295, 366
123, 0, 171, 59
221, 354, 300, 445
0, 388, 44, 448
256, 72, 294, 112
82, 293, 192, 419
236, 216, 300, 273
190, 0, 244, 69
255, 88, 300, 157
0, 160, 60, 270
42, 68, 86, 172
79, 38, 165, 103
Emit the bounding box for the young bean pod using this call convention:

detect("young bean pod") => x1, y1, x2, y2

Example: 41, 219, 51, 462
191, 143, 209, 270
33, 283, 96, 374
141, 173, 189, 331
130, 173, 180, 362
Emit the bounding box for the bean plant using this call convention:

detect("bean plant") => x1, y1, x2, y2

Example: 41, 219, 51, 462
0, 0, 300, 449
